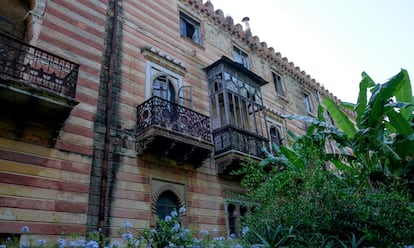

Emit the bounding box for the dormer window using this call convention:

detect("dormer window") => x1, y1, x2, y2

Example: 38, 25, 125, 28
233, 46, 249, 69
180, 12, 201, 44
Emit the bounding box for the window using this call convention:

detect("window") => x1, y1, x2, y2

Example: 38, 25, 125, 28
145, 60, 183, 102
225, 202, 250, 237
153, 75, 176, 102
272, 72, 285, 97
270, 126, 282, 148
304, 93, 313, 113
227, 204, 237, 236
180, 12, 201, 44
156, 190, 179, 220
233, 46, 250, 69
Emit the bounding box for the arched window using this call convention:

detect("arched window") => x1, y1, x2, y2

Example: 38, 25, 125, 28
270, 126, 282, 148
153, 75, 176, 102
156, 190, 179, 220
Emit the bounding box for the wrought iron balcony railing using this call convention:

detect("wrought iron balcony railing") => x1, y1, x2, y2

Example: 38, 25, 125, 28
136, 96, 212, 143
213, 126, 268, 158
0, 32, 79, 99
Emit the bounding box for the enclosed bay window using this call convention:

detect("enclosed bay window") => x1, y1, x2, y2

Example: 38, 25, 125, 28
205, 56, 269, 172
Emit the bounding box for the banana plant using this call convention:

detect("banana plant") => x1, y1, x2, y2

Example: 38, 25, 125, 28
322, 69, 414, 188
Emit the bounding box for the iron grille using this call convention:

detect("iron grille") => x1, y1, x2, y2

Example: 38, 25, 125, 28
213, 126, 267, 157
0, 32, 79, 98
136, 96, 212, 142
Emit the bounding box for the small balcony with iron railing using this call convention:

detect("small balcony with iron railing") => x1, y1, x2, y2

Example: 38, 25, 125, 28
136, 96, 214, 167
0, 32, 79, 145
213, 126, 268, 175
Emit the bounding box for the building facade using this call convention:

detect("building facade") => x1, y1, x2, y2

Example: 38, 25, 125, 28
0, 0, 344, 242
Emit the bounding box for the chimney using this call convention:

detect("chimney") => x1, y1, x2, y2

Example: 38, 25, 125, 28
242, 16, 251, 37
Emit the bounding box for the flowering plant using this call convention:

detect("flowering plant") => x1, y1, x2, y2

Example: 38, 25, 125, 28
1, 208, 246, 248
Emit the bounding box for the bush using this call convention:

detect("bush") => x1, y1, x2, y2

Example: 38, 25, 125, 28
240, 163, 414, 247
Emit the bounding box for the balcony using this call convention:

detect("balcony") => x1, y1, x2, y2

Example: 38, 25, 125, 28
0, 32, 79, 145
136, 96, 214, 167
213, 126, 268, 175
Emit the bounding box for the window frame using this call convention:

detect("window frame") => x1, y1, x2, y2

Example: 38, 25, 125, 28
225, 201, 250, 237
269, 125, 283, 148
233, 46, 250, 69
272, 72, 285, 97
156, 190, 180, 220
303, 93, 313, 114
145, 61, 183, 101
179, 11, 202, 45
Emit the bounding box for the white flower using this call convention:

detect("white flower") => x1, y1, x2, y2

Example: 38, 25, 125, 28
38, 239, 47, 246
172, 222, 180, 231
199, 229, 209, 236
71, 239, 85, 247
122, 221, 132, 228
21, 226, 30, 233
85, 240, 99, 248
179, 207, 187, 213
57, 238, 66, 248
170, 210, 178, 217
110, 240, 120, 248
122, 231, 134, 241
164, 215, 172, 222
134, 240, 140, 247
242, 226, 249, 237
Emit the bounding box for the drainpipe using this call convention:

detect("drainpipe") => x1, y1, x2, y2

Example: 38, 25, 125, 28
98, 0, 119, 232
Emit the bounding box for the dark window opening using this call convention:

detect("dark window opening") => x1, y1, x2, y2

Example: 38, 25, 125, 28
270, 126, 282, 148
180, 12, 201, 44
272, 72, 285, 97
156, 190, 179, 220
233, 46, 250, 69
304, 93, 313, 113
227, 204, 237, 236
153, 75, 176, 102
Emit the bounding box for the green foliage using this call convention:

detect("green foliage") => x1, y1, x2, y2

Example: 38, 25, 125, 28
237, 70, 414, 247
322, 69, 414, 187
241, 163, 414, 247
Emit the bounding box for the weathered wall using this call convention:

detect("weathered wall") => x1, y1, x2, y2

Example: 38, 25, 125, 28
0, 0, 108, 236
0, 0, 345, 242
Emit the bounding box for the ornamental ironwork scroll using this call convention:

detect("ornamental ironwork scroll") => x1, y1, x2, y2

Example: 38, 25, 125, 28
213, 126, 267, 158
136, 96, 212, 142
0, 32, 79, 99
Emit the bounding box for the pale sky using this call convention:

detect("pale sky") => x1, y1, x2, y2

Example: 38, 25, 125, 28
211, 0, 414, 103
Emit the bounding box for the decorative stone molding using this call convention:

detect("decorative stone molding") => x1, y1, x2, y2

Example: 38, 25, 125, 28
151, 179, 186, 214
141, 47, 187, 76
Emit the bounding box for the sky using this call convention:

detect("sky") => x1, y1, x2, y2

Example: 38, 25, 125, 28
210, 0, 414, 103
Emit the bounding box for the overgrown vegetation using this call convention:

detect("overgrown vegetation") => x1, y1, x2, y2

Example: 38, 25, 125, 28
236, 69, 414, 247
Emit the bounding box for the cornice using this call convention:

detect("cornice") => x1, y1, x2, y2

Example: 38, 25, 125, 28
141, 46, 187, 76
